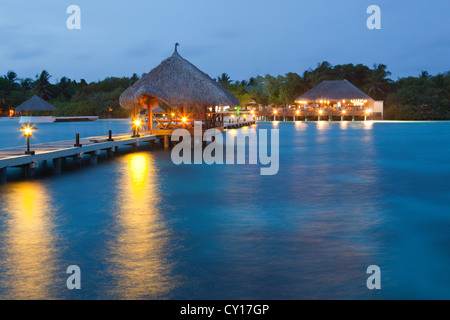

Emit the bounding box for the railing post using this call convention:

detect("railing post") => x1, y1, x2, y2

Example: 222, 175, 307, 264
74, 133, 82, 147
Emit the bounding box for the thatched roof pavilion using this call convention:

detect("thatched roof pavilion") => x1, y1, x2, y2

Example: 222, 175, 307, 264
119, 44, 240, 110
15, 95, 57, 112
295, 80, 373, 103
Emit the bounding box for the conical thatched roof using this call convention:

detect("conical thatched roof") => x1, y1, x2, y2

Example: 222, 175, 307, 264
15, 95, 57, 112
295, 80, 373, 102
119, 44, 240, 109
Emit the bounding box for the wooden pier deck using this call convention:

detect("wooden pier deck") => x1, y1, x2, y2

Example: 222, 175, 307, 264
0, 120, 256, 184
0, 133, 157, 184
224, 120, 256, 129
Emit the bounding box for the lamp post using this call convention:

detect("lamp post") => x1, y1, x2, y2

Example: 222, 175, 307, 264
19, 122, 37, 155
132, 118, 141, 137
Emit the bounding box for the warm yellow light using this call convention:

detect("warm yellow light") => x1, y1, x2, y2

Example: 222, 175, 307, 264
342, 100, 346, 103
231, 114, 235, 118
319, 100, 323, 103
296, 110, 300, 115
19, 122, 37, 137
133, 119, 141, 127
365, 109, 372, 115
171, 113, 175, 117
250, 110, 255, 114
181, 117, 188, 123
342, 110, 346, 114
162, 114, 166, 117
351, 99, 365, 106
319, 110, 323, 115
24, 128, 33, 137
273, 110, 278, 114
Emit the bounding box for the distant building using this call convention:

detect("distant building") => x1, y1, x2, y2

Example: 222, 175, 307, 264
295, 80, 384, 119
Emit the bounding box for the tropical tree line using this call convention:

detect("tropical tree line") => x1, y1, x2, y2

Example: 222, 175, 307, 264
217, 63, 450, 120
1, 63, 449, 120
0, 70, 139, 118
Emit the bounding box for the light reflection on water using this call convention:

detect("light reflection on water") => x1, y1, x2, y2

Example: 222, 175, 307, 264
107, 153, 178, 299
0, 120, 449, 299
0, 182, 59, 299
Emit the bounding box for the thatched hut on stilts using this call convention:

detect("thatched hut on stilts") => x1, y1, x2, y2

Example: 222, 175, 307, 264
119, 43, 240, 139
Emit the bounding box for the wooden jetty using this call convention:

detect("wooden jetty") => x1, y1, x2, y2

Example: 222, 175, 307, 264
0, 133, 156, 184
0, 120, 256, 184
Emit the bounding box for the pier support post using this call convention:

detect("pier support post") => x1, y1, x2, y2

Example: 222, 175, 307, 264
328, 116, 332, 122
90, 154, 97, 165
318, 116, 321, 121
164, 135, 170, 149
107, 147, 114, 159
364, 115, 367, 121
341, 116, 344, 121
0, 167, 6, 184
90, 151, 99, 165
73, 154, 82, 167
352, 116, 355, 122
53, 158, 62, 175
24, 162, 37, 179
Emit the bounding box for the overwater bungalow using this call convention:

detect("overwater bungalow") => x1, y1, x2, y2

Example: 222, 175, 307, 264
119, 43, 240, 136
294, 80, 384, 120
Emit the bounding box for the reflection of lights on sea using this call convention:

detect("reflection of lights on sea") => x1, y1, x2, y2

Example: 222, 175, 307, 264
1, 182, 59, 299
108, 153, 179, 299
364, 121, 374, 130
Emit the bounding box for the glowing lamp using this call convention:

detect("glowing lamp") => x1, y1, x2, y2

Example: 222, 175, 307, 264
19, 122, 37, 155
181, 117, 188, 123
296, 110, 300, 115
365, 109, 372, 115
319, 110, 323, 115
132, 118, 141, 137
273, 110, 278, 114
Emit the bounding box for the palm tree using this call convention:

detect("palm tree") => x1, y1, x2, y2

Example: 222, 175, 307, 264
217, 73, 231, 85
364, 64, 392, 100
34, 70, 53, 100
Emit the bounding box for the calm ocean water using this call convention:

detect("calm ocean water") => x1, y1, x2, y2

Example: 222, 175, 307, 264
0, 118, 449, 299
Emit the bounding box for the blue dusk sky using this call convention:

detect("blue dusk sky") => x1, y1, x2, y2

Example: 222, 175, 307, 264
0, 0, 449, 82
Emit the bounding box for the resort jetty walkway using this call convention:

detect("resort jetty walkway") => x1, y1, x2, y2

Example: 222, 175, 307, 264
0, 132, 156, 184
0, 119, 255, 184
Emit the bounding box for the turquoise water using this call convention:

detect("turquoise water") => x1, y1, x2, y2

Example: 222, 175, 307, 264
0, 119, 449, 299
